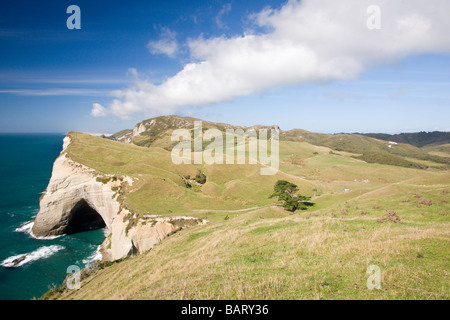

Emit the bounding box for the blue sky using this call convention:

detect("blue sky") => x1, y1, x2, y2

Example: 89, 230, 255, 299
0, 0, 449, 134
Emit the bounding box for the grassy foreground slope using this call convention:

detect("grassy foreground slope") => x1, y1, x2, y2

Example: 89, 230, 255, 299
47, 131, 449, 299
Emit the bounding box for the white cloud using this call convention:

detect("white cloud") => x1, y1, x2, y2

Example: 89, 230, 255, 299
147, 28, 178, 58
90, 103, 110, 117
93, 0, 450, 119
216, 3, 232, 29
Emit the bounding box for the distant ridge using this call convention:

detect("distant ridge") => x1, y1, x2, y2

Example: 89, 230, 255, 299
107, 115, 279, 148
359, 131, 450, 148
106, 115, 449, 169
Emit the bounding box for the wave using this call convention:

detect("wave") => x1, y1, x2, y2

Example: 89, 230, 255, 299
14, 221, 34, 233
1, 245, 65, 268
82, 245, 103, 267
15, 221, 64, 240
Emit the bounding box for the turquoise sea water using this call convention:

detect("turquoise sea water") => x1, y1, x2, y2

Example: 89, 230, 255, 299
0, 134, 106, 300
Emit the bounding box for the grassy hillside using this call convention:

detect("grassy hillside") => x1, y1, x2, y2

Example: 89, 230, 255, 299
106, 116, 449, 170
47, 178, 449, 300
423, 143, 450, 158
66, 131, 316, 216
361, 131, 450, 148
41, 128, 450, 300
108, 115, 279, 150
281, 129, 449, 169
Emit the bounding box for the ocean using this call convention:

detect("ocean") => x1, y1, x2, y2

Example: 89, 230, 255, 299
0, 134, 106, 300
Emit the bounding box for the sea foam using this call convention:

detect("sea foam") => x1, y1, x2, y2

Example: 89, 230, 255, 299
82, 245, 103, 267
1, 245, 65, 268
15, 221, 63, 240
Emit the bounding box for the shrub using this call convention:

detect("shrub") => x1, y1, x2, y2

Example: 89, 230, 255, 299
194, 170, 207, 184
418, 199, 433, 206
377, 210, 402, 223
96, 177, 111, 184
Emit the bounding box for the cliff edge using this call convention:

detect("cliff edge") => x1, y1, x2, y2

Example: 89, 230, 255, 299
32, 136, 121, 237
32, 135, 205, 261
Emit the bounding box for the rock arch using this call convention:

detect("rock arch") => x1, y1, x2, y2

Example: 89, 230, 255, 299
32, 154, 121, 237
64, 199, 106, 234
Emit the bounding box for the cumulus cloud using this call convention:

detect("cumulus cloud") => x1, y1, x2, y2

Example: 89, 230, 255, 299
147, 28, 178, 58
90, 103, 110, 117
93, 0, 450, 119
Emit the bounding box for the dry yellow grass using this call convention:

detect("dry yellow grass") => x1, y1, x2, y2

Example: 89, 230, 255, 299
51, 204, 449, 300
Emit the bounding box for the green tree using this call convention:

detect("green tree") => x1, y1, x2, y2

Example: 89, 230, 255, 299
270, 180, 312, 212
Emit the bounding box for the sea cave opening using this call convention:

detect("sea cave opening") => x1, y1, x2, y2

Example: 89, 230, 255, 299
65, 199, 106, 235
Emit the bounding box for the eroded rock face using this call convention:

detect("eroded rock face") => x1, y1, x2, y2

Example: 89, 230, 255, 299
32, 137, 121, 237
101, 211, 206, 261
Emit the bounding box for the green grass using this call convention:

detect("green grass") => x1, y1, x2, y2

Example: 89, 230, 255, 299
66, 132, 318, 216
281, 129, 449, 169
251, 220, 298, 235
186, 231, 214, 242
51, 203, 449, 299
44, 130, 450, 300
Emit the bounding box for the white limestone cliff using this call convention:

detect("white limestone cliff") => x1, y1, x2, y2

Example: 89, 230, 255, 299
32, 135, 206, 261
101, 210, 207, 261
32, 137, 121, 237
